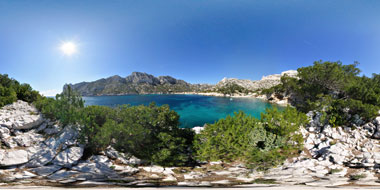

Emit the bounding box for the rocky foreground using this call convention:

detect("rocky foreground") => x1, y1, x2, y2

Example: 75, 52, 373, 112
1, 101, 380, 188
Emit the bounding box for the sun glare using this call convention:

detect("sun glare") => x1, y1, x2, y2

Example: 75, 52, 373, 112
60, 41, 77, 56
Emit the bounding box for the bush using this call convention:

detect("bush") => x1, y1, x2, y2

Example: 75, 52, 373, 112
79, 105, 116, 155
77, 103, 194, 166
194, 107, 307, 170
110, 103, 194, 166
0, 85, 17, 107
217, 83, 247, 95
15, 84, 40, 103
0, 74, 40, 107
34, 85, 84, 126
35, 92, 195, 166
264, 61, 380, 126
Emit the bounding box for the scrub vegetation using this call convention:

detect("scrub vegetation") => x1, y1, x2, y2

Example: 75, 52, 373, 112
194, 107, 307, 170
262, 61, 380, 127
0, 74, 40, 107
34, 86, 194, 166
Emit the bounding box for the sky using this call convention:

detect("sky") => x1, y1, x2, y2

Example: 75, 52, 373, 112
0, 0, 380, 96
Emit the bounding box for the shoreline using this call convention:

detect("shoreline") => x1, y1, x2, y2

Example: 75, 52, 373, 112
173, 92, 290, 106
79, 92, 290, 106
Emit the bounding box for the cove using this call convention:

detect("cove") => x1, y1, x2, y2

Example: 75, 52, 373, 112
83, 94, 280, 128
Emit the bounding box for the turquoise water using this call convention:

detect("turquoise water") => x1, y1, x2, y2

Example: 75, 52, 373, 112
83, 94, 278, 128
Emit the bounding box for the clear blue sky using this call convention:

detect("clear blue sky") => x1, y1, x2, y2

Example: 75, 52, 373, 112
1, 0, 380, 95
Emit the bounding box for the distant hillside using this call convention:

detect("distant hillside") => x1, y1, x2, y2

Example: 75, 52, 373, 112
215, 70, 298, 91
64, 72, 213, 96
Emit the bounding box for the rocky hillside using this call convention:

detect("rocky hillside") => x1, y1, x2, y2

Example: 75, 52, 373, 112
216, 70, 298, 91
261, 111, 380, 186
1, 100, 380, 187
65, 72, 213, 96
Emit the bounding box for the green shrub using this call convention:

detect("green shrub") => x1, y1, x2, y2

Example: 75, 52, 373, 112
0, 74, 40, 107
217, 83, 246, 95
349, 174, 367, 181
34, 85, 84, 126
35, 94, 195, 166
328, 168, 342, 174
15, 84, 40, 103
0, 85, 17, 107
264, 61, 380, 126
252, 178, 277, 184
194, 107, 307, 170
110, 103, 194, 166
79, 105, 116, 154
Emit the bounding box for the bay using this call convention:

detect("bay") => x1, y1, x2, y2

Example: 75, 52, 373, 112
83, 94, 280, 128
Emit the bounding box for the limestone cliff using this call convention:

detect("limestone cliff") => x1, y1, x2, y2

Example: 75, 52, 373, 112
215, 70, 298, 91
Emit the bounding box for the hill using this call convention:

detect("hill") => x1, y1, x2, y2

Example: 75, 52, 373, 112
64, 72, 213, 96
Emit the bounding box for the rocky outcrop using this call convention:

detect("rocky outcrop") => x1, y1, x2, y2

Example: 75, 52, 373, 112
186, 110, 380, 187
0, 101, 157, 187
0, 101, 84, 169
0, 101, 46, 167
65, 72, 214, 96
259, 110, 380, 187
0, 100, 43, 130
216, 70, 298, 92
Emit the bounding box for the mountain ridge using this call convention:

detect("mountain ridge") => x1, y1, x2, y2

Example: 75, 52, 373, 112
64, 70, 299, 96
64, 72, 213, 96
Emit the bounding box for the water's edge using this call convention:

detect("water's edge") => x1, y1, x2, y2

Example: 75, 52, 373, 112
82, 94, 280, 128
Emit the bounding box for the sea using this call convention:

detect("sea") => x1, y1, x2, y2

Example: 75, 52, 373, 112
83, 94, 280, 128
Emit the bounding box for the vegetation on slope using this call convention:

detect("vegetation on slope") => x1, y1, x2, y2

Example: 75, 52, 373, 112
35, 86, 194, 166
217, 83, 251, 96
262, 61, 380, 127
65, 72, 213, 96
0, 74, 40, 107
194, 107, 308, 170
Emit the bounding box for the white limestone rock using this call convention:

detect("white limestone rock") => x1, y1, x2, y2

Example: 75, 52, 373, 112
192, 126, 204, 134
0, 149, 30, 166
0, 126, 10, 139
30, 165, 63, 176
71, 155, 120, 180
374, 116, 380, 126
47, 170, 79, 180
0, 100, 43, 130
216, 70, 298, 91
142, 165, 165, 173
53, 146, 84, 168
162, 174, 177, 182
26, 126, 80, 168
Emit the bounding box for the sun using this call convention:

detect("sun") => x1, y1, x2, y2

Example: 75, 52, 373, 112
60, 41, 77, 56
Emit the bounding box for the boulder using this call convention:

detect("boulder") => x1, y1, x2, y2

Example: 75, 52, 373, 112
0, 126, 10, 139
0, 100, 44, 130
0, 149, 30, 166
53, 146, 84, 168
25, 148, 58, 168
104, 146, 120, 160
26, 126, 80, 168
12, 114, 44, 130
375, 116, 380, 126
71, 155, 120, 180
192, 126, 204, 134
47, 170, 79, 180
30, 165, 63, 176
142, 165, 165, 173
